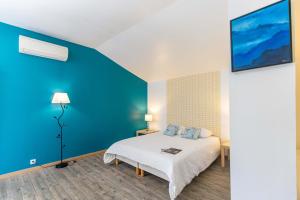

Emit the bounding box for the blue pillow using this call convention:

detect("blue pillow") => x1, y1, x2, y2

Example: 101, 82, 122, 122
163, 124, 179, 136
181, 128, 200, 140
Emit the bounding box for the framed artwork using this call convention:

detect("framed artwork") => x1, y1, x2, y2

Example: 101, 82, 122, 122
230, 0, 293, 72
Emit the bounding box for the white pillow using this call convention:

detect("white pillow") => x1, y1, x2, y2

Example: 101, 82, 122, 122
178, 126, 186, 135
199, 128, 213, 138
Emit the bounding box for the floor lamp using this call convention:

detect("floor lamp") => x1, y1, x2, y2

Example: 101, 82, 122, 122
52, 92, 70, 168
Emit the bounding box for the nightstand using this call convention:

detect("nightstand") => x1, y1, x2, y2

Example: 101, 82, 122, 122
221, 141, 230, 168
136, 129, 159, 136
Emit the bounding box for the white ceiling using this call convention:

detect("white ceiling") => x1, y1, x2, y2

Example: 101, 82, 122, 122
98, 0, 230, 82
0, 0, 229, 82
0, 0, 175, 47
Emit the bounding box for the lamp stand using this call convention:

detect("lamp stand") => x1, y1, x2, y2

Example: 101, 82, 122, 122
54, 103, 68, 168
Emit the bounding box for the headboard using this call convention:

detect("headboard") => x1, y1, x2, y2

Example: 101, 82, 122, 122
167, 72, 221, 136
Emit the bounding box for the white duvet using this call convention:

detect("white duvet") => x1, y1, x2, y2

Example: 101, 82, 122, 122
103, 132, 220, 200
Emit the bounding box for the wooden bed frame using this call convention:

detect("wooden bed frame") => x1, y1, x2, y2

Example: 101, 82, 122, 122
114, 155, 144, 177
114, 154, 169, 179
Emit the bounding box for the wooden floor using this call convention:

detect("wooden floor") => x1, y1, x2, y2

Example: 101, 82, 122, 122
0, 154, 230, 200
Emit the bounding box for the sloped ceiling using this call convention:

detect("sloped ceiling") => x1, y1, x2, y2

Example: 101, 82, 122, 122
0, 0, 175, 47
97, 0, 230, 82
0, 0, 229, 82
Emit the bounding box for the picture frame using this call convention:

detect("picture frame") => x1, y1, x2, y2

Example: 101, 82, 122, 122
230, 0, 293, 72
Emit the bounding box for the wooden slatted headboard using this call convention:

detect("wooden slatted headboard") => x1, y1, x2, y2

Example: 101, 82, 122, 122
167, 72, 221, 136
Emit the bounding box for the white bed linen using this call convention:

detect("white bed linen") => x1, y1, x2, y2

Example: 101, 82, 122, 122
103, 132, 220, 200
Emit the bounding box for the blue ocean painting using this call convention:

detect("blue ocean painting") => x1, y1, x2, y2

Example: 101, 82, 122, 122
231, 0, 292, 72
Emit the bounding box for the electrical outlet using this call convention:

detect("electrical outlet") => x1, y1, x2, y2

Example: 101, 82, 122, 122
30, 159, 36, 165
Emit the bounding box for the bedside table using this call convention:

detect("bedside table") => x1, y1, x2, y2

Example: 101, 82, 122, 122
221, 141, 230, 168
136, 129, 159, 136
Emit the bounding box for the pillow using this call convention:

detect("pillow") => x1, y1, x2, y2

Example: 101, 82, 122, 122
199, 128, 213, 138
181, 127, 200, 140
177, 126, 186, 135
163, 124, 179, 136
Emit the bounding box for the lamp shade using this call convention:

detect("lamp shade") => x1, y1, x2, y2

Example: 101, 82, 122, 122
52, 93, 70, 104
145, 114, 153, 122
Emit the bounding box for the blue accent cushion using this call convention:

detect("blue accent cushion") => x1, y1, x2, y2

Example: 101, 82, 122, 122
163, 124, 179, 136
181, 128, 200, 140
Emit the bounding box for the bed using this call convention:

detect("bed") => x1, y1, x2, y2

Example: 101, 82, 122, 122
103, 132, 220, 200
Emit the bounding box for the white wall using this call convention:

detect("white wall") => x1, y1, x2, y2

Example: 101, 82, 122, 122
148, 81, 167, 131
229, 1, 297, 200
221, 71, 230, 141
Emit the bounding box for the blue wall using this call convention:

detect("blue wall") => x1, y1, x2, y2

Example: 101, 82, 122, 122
0, 22, 147, 175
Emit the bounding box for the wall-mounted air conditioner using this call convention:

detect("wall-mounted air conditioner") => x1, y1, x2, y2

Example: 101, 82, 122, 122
19, 35, 68, 62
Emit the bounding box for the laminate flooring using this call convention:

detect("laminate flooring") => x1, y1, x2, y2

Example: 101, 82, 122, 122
0, 154, 230, 200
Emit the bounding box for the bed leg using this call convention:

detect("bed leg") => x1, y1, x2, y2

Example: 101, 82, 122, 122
115, 158, 119, 167
140, 169, 144, 177
136, 167, 140, 176
136, 163, 140, 176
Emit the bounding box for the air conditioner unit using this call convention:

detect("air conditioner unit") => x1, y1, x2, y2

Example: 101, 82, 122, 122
19, 35, 68, 62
